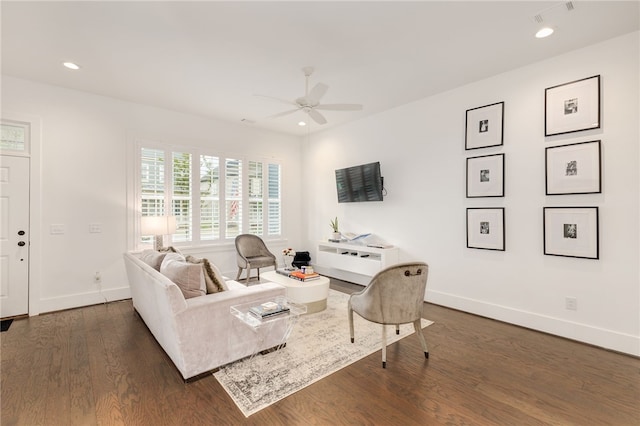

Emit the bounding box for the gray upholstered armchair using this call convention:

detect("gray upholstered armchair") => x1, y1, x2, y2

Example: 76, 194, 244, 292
234, 234, 277, 284
348, 262, 429, 368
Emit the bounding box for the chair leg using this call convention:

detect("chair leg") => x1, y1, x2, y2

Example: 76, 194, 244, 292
348, 303, 355, 343
381, 325, 387, 368
396, 324, 400, 335
236, 267, 243, 282
257, 268, 260, 281
245, 263, 253, 284
413, 319, 429, 359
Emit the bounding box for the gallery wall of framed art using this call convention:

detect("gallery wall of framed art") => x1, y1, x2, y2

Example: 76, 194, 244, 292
464, 75, 603, 259
466, 207, 505, 251
543, 207, 599, 259
466, 153, 505, 198
465, 102, 504, 150
464, 102, 506, 251
545, 140, 601, 195
542, 75, 602, 260
545, 75, 600, 137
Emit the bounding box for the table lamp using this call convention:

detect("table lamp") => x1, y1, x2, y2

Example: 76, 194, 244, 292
141, 215, 177, 251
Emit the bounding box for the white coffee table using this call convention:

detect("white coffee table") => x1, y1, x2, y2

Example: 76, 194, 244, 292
262, 270, 330, 314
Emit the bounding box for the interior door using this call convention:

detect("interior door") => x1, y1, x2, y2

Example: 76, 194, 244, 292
0, 155, 30, 318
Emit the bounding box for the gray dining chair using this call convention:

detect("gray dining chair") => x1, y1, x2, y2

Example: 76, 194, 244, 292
348, 262, 429, 368
234, 234, 277, 284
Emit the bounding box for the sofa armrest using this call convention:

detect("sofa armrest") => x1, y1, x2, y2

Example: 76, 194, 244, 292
124, 252, 188, 315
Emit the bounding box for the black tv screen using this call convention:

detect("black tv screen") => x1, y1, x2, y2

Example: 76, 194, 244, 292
335, 162, 383, 203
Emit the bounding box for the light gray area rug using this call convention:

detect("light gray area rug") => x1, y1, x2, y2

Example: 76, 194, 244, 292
214, 289, 433, 417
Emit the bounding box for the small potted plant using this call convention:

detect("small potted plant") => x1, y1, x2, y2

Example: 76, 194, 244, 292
330, 217, 341, 240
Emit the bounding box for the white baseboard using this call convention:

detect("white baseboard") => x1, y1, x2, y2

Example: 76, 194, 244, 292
36, 286, 131, 315
427, 290, 640, 357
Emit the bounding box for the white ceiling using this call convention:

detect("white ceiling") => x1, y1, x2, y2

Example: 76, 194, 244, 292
2, 1, 638, 136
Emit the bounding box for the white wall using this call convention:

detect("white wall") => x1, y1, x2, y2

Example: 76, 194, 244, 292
1, 76, 304, 314
303, 32, 639, 356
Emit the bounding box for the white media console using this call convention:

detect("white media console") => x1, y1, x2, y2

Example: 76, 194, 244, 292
314, 241, 399, 285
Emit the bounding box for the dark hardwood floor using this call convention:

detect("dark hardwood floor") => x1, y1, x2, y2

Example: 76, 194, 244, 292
2, 280, 639, 425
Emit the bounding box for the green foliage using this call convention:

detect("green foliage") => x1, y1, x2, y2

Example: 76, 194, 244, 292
172, 152, 191, 196
330, 216, 339, 232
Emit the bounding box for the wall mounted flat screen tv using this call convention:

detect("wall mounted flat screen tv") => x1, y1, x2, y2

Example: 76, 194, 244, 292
335, 161, 384, 203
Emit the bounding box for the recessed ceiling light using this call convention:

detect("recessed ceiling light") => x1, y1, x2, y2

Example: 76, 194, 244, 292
298, 121, 307, 126
63, 62, 81, 70
535, 27, 554, 38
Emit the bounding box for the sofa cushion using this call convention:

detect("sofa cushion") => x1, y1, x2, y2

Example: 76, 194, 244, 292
160, 246, 183, 255
139, 249, 167, 271
185, 255, 227, 293
160, 253, 206, 299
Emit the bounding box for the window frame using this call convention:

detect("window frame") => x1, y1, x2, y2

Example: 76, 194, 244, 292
1, 119, 31, 156
134, 140, 283, 249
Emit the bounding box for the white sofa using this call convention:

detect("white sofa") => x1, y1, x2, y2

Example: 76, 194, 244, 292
123, 252, 286, 380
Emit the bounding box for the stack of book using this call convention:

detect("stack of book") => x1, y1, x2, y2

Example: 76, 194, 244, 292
276, 268, 293, 277
249, 301, 290, 319
288, 270, 321, 282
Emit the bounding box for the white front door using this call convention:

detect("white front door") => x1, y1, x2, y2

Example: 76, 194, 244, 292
0, 155, 30, 318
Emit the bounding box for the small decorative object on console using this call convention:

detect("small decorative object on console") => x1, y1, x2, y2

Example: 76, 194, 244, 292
330, 216, 341, 241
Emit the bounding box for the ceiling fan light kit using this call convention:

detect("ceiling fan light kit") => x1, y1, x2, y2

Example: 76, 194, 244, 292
258, 66, 363, 125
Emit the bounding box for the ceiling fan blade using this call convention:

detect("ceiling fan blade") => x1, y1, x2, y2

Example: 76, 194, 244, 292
307, 109, 327, 125
316, 103, 363, 111
306, 83, 329, 103
254, 94, 297, 107
267, 109, 299, 119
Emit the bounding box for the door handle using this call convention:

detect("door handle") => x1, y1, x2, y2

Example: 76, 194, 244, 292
18, 230, 25, 236
18, 241, 26, 247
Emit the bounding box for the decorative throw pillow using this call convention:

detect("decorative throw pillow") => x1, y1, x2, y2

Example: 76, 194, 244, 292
185, 255, 227, 293
159, 246, 182, 255
139, 249, 167, 271
160, 253, 206, 299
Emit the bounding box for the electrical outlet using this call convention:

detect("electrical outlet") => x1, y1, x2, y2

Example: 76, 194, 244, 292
565, 297, 577, 311
94, 272, 102, 284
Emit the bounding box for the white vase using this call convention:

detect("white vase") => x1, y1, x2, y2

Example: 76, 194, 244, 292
332, 232, 341, 240
284, 255, 294, 270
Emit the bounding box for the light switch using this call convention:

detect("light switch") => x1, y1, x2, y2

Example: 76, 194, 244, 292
50, 224, 65, 234
89, 223, 102, 233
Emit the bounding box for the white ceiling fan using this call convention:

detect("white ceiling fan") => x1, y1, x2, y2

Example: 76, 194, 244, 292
257, 66, 363, 125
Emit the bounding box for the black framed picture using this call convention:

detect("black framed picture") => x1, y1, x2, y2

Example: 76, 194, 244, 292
545, 75, 600, 136
543, 207, 599, 259
545, 140, 601, 195
466, 208, 505, 251
466, 153, 504, 198
465, 101, 504, 150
